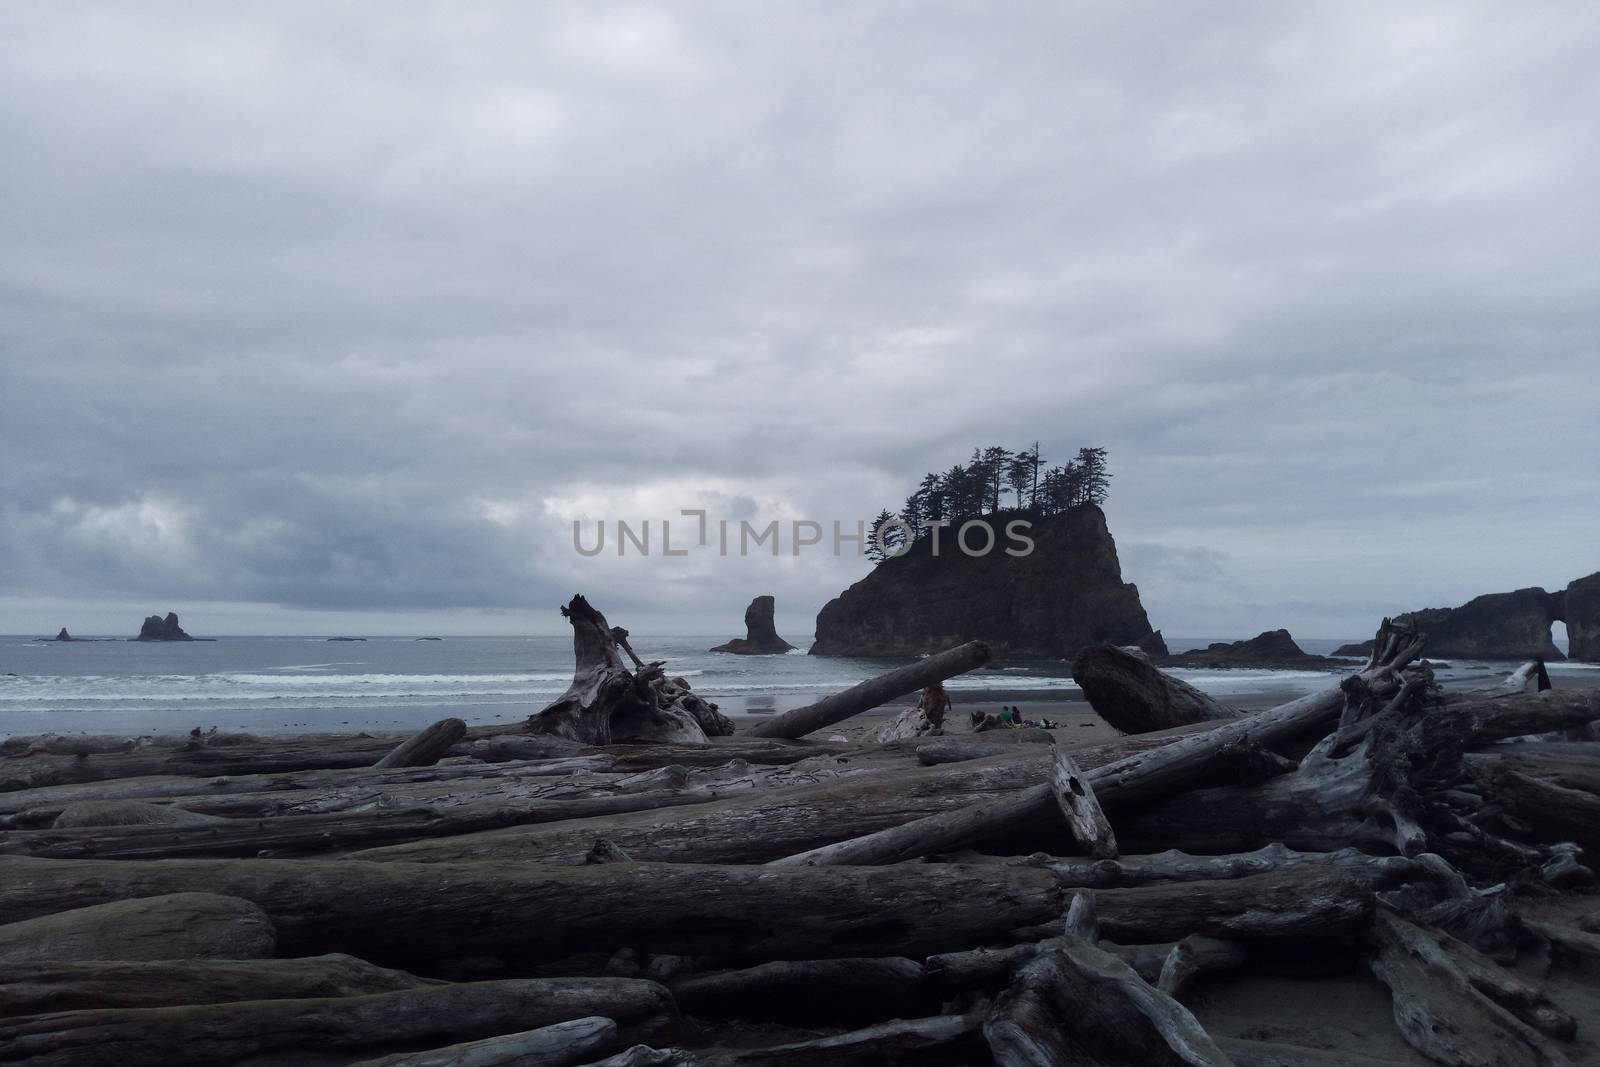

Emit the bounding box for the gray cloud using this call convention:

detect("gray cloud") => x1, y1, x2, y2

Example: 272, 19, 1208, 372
2, 3, 1597, 639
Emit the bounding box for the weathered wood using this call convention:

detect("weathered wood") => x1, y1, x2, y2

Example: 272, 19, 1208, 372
348, 1016, 620, 1067
374, 717, 468, 769
1157, 934, 1248, 999
1033, 844, 1410, 890
669, 958, 932, 1024
0, 857, 1065, 968
692, 1013, 983, 1066
1493, 770, 1600, 848
1091, 860, 1414, 944
769, 669, 1378, 867
1072, 643, 1241, 733
745, 640, 991, 739
1525, 918, 1600, 963
1370, 909, 1575, 1067
0, 893, 275, 963
50, 800, 220, 828
0, 978, 675, 1067
0, 759, 872, 860
1216, 1037, 1412, 1067
984, 937, 1232, 1066
528, 596, 733, 745
0, 955, 438, 1017
1049, 745, 1117, 859
360, 749, 1051, 866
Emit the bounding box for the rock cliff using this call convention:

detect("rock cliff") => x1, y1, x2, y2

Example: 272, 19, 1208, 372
710, 595, 796, 654
1332, 575, 1600, 662
135, 612, 194, 642
810, 506, 1162, 658
1564, 572, 1600, 662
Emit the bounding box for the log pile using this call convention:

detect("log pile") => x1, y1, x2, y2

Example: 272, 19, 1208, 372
3, 606, 1600, 1065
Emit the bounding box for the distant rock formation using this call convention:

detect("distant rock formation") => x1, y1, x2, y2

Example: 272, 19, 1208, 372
327, 637, 367, 642
52, 628, 75, 642
135, 612, 193, 642
1157, 630, 1345, 671
416, 637, 444, 641
811, 506, 1163, 658
710, 595, 796, 655
1567, 572, 1600, 662
1331, 573, 1600, 662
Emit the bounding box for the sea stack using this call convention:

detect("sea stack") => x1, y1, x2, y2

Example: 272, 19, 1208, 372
52, 628, 75, 642
135, 612, 194, 642
710, 595, 796, 654
811, 505, 1162, 658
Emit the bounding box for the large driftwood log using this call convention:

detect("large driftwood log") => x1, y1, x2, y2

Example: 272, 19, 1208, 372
1089, 859, 1416, 944
0, 955, 438, 1018
348, 1016, 620, 1067
669, 958, 932, 1024
769, 660, 1393, 867
0, 893, 275, 963
0, 979, 675, 1067
374, 718, 468, 769
984, 935, 1232, 1066
1072, 643, 1241, 733
745, 640, 991, 739
1031, 844, 1413, 890
691, 1013, 984, 1066
529, 596, 733, 744
1369, 909, 1576, 1067
1049, 745, 1117, 859
358, 749, 1055, 866
0, 759, 872, 860
0, 857, 1065, 968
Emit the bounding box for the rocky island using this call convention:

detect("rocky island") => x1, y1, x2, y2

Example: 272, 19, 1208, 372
134, 612, 197, 642
709, 595, 795, 655
811, 505, 1163, 658
1157, 629, 1348, 670
1334, 572, 1600, 661
51, 628, 75, 642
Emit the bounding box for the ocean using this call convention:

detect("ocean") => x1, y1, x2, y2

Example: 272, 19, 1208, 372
0, 633, 1583, 739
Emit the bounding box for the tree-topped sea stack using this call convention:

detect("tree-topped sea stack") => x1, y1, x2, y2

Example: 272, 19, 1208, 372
710, 595, 796, 655
813, 505, 1161, 658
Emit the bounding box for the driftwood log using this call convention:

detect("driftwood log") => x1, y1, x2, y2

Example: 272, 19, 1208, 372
1072, 643, 1242, 733
529, 596, 734, 744
0, 893, 275, 963
745, 640, 991, 739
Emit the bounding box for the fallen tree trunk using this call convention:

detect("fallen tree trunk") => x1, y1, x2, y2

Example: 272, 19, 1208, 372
692, 1013, 984, 1066
1049, 745, 1117, 859
984, 935, 1231, 1066
0, 759, 873, 860
0, 978, 675, 1067
348, 1016, 620, 1067
374, 718, 468, 769
0, 893, 275, 963
528, 596, 733, 744
1090, 859, 1416, 944
0, 955, 438, 1017
1071, 644, 1241, 733
357, 749, 1054, 866
668, 958, 933, 1025
745, 641, 991, 739
1369, 909, 1576, 1067
0, 857, 1065, 968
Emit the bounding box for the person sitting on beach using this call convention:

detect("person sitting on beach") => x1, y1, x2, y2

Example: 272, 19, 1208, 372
997, 706, 1015, 726
919, 682, 952, 730
971, 709, 1006, 732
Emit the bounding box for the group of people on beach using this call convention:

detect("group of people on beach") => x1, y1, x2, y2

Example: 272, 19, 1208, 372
917, 681, 1056, 733
970, 704, 1055, 731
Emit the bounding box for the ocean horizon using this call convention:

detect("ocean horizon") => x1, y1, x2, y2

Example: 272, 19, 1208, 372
1, 631, 1581, 740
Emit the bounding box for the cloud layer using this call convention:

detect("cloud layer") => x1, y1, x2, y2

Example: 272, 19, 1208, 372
3, 3, 1596, 639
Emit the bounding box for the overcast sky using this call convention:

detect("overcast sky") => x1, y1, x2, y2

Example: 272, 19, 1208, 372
2, 3, 1596, 642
